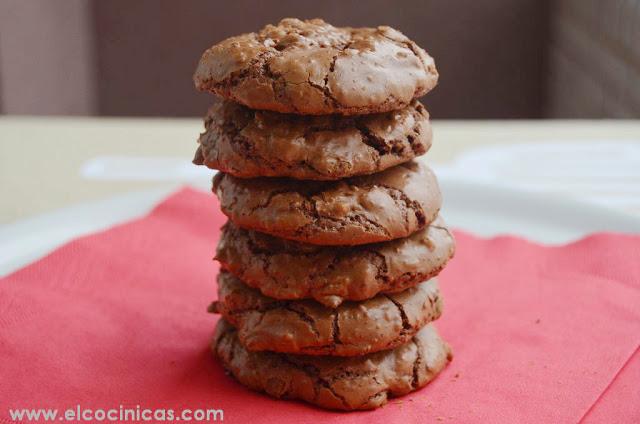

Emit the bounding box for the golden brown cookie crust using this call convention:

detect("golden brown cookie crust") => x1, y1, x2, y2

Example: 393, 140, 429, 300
212, 319, 452, 410
194, 100, 432, 180
216, 218, 455, 307
212, 161, 442, 246
209, 272, 443, 356
194, 18, 438, 115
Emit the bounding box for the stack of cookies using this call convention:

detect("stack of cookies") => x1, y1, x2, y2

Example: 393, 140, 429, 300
193, 18, 455, 411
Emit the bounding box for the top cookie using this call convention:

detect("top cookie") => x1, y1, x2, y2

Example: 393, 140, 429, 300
194, 18, 438, 115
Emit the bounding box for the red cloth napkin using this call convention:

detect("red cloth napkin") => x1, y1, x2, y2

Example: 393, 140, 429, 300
1, 188, 639, 423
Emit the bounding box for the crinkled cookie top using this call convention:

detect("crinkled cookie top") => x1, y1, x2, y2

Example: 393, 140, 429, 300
194, 18, 438, 115
193, 99, 432, 180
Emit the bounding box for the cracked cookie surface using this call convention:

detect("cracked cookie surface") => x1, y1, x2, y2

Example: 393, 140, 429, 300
216, 217, 455, 307
213, 319, 451, 410
194, 18, 438, 115
193, 99, 431, 180
209, 272, 442, 356
213, 161, 441, 245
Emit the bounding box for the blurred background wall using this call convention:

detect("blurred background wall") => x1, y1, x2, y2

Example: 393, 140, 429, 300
0, 0, 638, 118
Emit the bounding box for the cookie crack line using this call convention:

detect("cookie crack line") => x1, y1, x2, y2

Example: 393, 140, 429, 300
262, 60, 298, 113
279, 357, 351, 409
331, 313, 341, 345
407, 108, 427, 155
369, 250, 390, 284
359, 390, 388, 409
211, 299, 322, 339
272, 32, 350, 111
283, 304, 321, 338
293, 183, 427, 239
253, 187, 302, 213
254, 32, 350, 112
355, 122, 393, 157
209, 47, 265, 91
384, 294, 413, 333
377, 183, 428, 227
223, 132, 330, 177
378, 33, 424, 64
319, 46, 345, 108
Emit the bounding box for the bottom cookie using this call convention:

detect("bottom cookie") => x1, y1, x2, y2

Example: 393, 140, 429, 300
212, 319, 452, 411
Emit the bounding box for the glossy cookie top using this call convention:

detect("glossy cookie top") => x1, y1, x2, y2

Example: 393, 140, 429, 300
194, 18, 438, 115
212, 161, 442, 246
193, 101, 431, 180
216, 218, 455, 307
194, 99, 431, 180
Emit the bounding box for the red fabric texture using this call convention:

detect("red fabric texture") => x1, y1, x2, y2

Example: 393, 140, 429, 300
1, 188, 639, 423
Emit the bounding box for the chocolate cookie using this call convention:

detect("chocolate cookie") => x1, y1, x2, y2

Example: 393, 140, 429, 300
216, 218, 455, 308
194, 18, 438, 115
213, 319, 451, 410
193, 99, 432, 180
213, 161, 441, 246
209, 272, 442, 356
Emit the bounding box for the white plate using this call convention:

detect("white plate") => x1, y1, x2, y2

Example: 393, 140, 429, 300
1, 178, 640, 277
